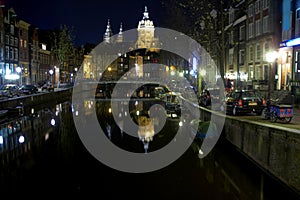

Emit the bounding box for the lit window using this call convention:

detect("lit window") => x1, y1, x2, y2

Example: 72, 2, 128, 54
263, 16, 269, 33
256, 44, 261, 61
297, 9, 300, 20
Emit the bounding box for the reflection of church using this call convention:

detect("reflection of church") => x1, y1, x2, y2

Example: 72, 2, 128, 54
82, 6, 161, 81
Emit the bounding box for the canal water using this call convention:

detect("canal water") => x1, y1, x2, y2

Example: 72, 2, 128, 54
0, 100, 299, 199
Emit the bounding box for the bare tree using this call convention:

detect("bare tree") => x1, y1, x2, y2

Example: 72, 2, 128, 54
161, 0, 242, 84
51, 25, 75, 84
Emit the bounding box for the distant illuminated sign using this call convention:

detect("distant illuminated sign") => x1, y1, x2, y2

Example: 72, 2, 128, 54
285, 38, 300, 47
5, 74, 19, 80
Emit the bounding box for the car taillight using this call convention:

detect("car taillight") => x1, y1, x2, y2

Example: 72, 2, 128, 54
238, 99, 243, 107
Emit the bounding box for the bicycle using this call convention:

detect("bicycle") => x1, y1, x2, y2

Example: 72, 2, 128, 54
261, 98, 293, 123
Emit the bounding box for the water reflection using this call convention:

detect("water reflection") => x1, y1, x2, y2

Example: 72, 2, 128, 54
0, 100, 298, 199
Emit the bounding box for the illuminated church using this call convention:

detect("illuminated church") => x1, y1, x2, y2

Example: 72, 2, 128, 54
83, 6, 161, 80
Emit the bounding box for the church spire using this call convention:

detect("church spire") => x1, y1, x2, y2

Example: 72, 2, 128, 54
143, 6, 149, 20
103, 18, 113, 43
116, 22, 123, 43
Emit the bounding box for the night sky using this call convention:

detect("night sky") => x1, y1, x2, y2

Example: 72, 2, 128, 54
5, 0, 163, 46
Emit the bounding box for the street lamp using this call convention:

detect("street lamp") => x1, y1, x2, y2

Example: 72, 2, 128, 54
16, 67, 22, 86
266, 51, 279, 99
198, 69, 207, 94
49, 69, 54, 84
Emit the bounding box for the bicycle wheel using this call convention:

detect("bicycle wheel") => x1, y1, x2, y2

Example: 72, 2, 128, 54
270, 112, 277, 123
284, 117, 292, 123
261, 108, 269, 119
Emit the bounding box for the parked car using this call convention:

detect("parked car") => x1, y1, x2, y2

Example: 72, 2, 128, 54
41, 83, 54, 92
20, 84, 38, 95
224, 89, 266, 116
0, 84, 20, 98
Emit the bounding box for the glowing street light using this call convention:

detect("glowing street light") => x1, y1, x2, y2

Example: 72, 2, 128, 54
266, 51, 279, 99
16, 66, 22, 85
49, 69, 54, 83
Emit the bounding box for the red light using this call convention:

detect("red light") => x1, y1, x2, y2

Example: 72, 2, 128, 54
238, 99, 243, 107
262, 98, 266, 106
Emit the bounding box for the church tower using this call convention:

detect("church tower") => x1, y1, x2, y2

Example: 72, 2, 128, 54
116, 22, 123, 43
137, 6, 156, 49
103, 19, 113, 43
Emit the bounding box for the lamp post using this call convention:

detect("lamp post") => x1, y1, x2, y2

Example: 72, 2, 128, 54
49, 69, 54, 83
198, 69, 206, 94
16, 67, 22, 86
266, 51, 278, 100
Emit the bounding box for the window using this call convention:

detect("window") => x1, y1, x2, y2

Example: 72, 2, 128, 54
239, 49, 245, 64
229, 7, 235, 24
263, 16, 269, 33
20, 39, 23, 48
256, 44, 261, 61
255, 0, 260, 14
297, 9, 300, 20
10, 36, 14, 45
9, 47, 13, 60
229, 31, 234, 45
255, 19, 261, 36
249, 46, 254, 62
255, 20, 261, 36
10, 25, 14, 35
5, 47, 8, 59
249, 23, 254, 38
248, 4, 253, 17
239, 25, 245, 40
229, 48, 234, 67
256, 65, 262, 79
14, 48, 18, 60
24, 40, 27, 48
264, 42, 269, 54
263, 0, 269, 9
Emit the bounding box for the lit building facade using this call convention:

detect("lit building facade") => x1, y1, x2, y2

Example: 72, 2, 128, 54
18, 20, 30, 85
0, 6, 4, 84
29, 27, 40, 84
83, 6, 162, 81
3, 8, 19, 84
279, 0, 300, 103
224, 2, 247, 89
245, 0, 281, 90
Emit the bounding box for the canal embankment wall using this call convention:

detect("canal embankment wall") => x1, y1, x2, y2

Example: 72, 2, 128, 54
0, 89, 72, 111
197, 107, 300, 194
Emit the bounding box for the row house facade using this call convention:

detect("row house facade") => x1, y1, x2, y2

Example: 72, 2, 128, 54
2, 7, 19, 85
0, 6, 84, 86
18, 20, 30, 85
0, 6, 49, 86
280, 0, 300, 99
224, 0, 282, 91
223, 0, 300, 102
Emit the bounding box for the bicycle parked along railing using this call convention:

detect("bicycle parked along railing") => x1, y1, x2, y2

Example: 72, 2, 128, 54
261, 98, 293, 123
